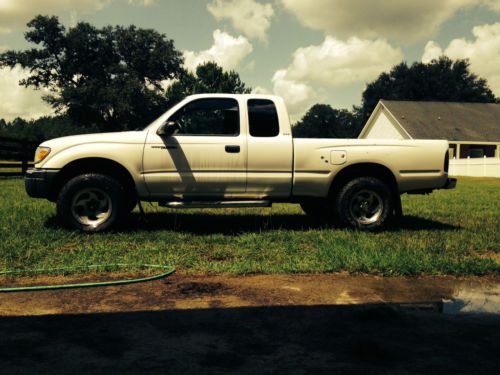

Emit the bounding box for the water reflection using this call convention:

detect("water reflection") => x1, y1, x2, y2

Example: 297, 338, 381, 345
442, 283, 500, 315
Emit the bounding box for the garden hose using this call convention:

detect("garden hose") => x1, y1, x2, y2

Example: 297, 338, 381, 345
0, 263, 176, 293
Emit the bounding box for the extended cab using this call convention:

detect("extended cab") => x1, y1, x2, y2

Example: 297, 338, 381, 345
25, 94, 456, 232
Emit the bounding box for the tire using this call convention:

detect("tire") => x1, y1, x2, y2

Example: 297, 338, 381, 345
335, 176, 393, 231
125, 195, 138, 213
300, 199, 330, 218
57, 173, 127, 232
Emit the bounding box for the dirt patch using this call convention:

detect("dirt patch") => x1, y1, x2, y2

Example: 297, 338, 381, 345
1, 273, 499, 373
177, 281, 229, 297
477, 251, 500, 263
1, 272, 499, 316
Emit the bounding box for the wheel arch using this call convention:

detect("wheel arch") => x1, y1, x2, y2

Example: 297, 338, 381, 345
329, 163, 399, 198
49, 158, 137, 201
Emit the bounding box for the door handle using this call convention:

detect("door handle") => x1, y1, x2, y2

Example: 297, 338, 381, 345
225, 145, 240, 153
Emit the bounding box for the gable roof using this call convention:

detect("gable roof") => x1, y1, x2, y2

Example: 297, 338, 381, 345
379, 100, 500, 142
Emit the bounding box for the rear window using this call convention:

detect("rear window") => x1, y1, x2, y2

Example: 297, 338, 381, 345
248, 99, 280, 137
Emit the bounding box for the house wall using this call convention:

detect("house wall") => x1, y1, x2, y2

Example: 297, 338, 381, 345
362, 109, 408, 140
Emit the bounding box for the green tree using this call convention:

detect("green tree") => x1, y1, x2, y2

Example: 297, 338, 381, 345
0, 115, 96, 143
293, 104, 359, 138
358, 56, 497, 123
0, 15, 184, 131
165, 61, 250, 107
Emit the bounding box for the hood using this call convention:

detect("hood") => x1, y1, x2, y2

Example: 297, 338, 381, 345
40, 130, 147, 149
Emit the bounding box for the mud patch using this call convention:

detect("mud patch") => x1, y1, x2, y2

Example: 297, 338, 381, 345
0, 274, 499, 373
0, 273, 498, 316
177, 282, 229, 297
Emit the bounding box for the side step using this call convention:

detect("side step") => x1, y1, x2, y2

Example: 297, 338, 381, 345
160, 200, 272, 209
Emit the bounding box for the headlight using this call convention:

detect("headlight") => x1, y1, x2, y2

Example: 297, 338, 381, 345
34, 147, 51, 164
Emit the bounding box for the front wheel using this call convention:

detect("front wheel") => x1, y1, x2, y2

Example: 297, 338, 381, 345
335, 177, 393, 231
57, 173, 126, 232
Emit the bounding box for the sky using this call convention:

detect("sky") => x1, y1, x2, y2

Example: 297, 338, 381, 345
0, 0, 499, 122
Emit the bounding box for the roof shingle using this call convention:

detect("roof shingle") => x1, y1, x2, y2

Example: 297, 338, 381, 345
381, 100, 500, 142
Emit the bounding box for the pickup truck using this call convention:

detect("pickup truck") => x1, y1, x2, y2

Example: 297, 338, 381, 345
25, 94, 456, 232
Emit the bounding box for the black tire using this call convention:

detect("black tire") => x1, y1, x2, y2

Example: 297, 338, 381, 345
335, 177, 393, 231
300, 199, 330, 218
57, 173, 127, 232
125, 195, 138, 213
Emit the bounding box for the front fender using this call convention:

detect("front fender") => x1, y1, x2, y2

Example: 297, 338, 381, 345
39, 142, 147, 196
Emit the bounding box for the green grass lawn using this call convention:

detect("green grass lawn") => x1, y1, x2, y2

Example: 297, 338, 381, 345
0, 177, 498, 277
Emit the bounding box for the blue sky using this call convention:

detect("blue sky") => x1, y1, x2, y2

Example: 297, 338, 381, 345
0, 0, 499, 121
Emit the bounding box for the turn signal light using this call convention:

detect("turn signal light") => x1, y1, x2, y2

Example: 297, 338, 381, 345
34, 147, 51, 164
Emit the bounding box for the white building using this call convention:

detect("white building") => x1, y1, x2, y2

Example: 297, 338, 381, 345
359, 100, 500, 177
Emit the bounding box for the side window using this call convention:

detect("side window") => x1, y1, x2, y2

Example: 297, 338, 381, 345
248, 99, 280, 137
170, 98, 239, 136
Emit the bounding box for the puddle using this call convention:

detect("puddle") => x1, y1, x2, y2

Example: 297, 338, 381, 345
442, 283, 500, 315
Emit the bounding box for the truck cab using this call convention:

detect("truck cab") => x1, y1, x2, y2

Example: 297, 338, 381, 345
143, 94, 293, 199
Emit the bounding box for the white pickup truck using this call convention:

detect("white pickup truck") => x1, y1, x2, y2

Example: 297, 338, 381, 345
25, 94, 456, 232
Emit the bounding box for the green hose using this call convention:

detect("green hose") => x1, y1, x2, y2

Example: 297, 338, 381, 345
0, 264, 176, 293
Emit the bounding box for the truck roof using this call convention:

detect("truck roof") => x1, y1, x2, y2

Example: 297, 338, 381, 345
185, 93, 284, 102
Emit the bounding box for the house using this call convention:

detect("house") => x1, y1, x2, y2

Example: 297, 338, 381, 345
358, 100, 500, 177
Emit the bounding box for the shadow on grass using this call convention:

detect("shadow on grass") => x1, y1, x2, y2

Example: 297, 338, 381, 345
389, 215, 461, 232
0, 303, 498, 373
44, 211, 461, 235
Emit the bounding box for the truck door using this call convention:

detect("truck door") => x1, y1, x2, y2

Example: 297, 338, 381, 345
143, 97, 247, 198
245, 98, 293, 197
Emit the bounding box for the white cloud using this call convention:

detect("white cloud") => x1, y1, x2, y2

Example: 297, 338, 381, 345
128, 0, 157, 6
421, 41, 444, 63
0, 0, 110, 31
279, 0, 500, 42
207, 0, 274, 42
0, 66, 54, 121
183, 29, 253, 72
422, 22, 500, 95
271, 71, 321, 121
269, 35, 403, 119
277, 36, 403, 87
251, 86, 270, 94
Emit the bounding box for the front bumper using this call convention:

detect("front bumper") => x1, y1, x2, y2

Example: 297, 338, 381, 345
443, 178, 457, 189
25, 169, 59, 199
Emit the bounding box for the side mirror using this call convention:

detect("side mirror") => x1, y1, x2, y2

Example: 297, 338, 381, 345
157, 120, 179, 136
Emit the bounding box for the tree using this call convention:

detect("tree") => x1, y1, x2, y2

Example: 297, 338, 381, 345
0, 115, 97, 143
0, 15, 184, 131
292, 104, 359, 138
358, 56, 497, 123
165, 62, 250, 107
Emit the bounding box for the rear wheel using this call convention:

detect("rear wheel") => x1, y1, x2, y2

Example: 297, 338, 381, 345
57, 173, 126, 232
335, 177, 393, 231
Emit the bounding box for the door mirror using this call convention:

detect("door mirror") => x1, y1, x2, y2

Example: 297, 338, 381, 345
157, 121, 179, 136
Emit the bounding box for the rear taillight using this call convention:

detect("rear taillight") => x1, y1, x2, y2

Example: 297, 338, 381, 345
444, 151, 449, 173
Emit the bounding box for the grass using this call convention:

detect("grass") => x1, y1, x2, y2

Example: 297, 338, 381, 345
0, 177, 498, 277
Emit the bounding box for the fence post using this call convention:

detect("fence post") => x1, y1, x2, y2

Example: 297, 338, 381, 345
21, 158, 27, 175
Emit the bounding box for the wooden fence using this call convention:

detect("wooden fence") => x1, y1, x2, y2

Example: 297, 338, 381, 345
0, 136, 37, 177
